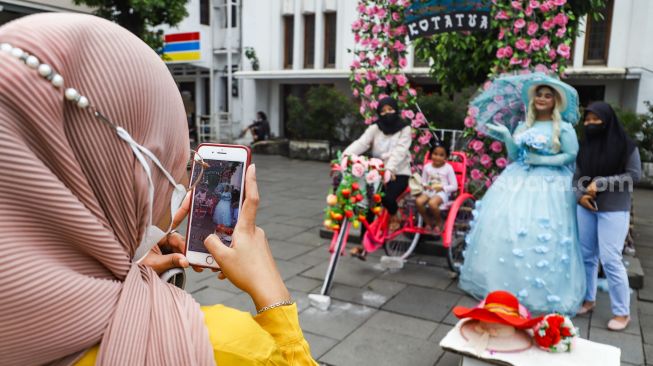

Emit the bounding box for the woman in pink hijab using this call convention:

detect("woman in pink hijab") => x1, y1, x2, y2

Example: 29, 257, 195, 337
0, 13, 316, 366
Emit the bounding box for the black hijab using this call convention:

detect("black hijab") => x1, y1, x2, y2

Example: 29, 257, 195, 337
375, 97, 408, 135
576, 102, 637, 181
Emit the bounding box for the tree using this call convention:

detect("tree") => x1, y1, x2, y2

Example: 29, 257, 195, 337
73, 0, 189, 52
414, 0, 607, 94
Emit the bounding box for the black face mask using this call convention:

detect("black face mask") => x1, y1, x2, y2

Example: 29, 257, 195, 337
584, 123, 606, 135
379, 112, 399, 125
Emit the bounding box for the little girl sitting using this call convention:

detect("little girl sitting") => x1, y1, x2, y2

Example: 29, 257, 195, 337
415, 143, 458, 231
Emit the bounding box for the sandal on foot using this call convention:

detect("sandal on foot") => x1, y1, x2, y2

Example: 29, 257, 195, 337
577, 303, 595, 315
607, 316, 630, 331
349, 247, 367, 261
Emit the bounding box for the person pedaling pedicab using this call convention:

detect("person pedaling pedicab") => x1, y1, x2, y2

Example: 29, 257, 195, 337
342, 97, 412, 260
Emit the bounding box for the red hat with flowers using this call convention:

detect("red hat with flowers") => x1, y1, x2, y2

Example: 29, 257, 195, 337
453, 290, 542, 329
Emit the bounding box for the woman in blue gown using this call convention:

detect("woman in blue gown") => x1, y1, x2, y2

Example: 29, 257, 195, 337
459, 81, 586, 316
213, 186, 233, 226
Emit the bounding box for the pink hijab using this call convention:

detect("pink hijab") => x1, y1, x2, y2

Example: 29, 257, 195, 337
0, 13, 214, 365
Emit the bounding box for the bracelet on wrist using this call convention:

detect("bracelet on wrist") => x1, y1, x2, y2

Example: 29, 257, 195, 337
256, 299, 294, 314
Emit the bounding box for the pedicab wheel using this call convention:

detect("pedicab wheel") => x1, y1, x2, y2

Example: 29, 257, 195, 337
446, 197, 475, 273
383, 194, 423, 259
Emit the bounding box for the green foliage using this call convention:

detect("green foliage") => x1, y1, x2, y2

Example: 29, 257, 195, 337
73, 0, 189, 52
616, 103, 653, 162
244, 47, 260, 71
413, 0, 608, 93
285, 86, 357, 142
415, 88, 476, 131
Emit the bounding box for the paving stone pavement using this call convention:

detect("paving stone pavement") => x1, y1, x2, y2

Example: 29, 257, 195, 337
180, 155, 653, 366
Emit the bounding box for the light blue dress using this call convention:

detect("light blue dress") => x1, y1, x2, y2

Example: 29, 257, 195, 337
459, 121, 586, 316
213, 191, 233, 226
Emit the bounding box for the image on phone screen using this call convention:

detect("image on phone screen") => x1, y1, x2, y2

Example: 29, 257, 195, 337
188, 160, 245, 253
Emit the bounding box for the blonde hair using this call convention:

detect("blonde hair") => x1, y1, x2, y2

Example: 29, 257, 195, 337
522, 85, 563, 153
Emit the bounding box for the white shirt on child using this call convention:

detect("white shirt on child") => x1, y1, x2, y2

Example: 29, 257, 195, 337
421, 162, 458, 196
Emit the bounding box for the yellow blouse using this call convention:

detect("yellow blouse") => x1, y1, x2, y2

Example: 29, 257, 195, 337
75, 303, 318, 366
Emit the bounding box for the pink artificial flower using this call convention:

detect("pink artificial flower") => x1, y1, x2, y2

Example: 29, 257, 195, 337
514, 19, 526, 30
372, 24, 382, 34
371, 39, 380, 49
364, 84, 373, 96
534, 63, 549, 73
401, 109, 415, 120
539, 35, 551, 47
377, 8, 387, 19
369, 100, 379, 110
530, 38, 541, 50
522, 58, 532, 68
540, 2, 552, 12
353, 89, 359, 97
464, 116, 476, 128
353, 33, 361, 44
527, 22, 539, 36
495, 10, 509, 20
529, 0, 541, 8
553, 0, 566, 5
399, 58, 408, 68
542, 19, 555, 30
377, 79, 388, 88
471, 140, 484, 151
481, 154, 492, 167
352, 163, 365, 178
490, 141, 503, 153
525, 6, 534, 16
379, 93, 389, 100
496, 157, 508, 168
396, 74, 408, 87
351, 60, 361, 69
503, 46, 514, 58
365, 117, 373, 125
409, 88, 417, 96
511, 1, 522, 10
554, 13, 569, 26
471, 169, 483, 180
365, 170, 381, 184
365, 6, 375, 16
385, 74, 394, 83
413, 145, 421, 153
418, 131, 432, 145
357, 4, 366, 13
392, 12, 401, 22
485, 179, 492, 188
393, 40, 406, 52
382, 57, 393, 67
515, 38, 528, 50
548, 48, 558, 60
498, 28, 506, 40
354, 73, 362, 83
411, 118, 425, 128
510, 57, 522, 65
496, 48, 506, 59
556, 27, 567, 38
352, 20, 362, 31
359, 105, 366, 115
557, 44, 571, 59
369, 158, 384, 169
551, 63, 559, 72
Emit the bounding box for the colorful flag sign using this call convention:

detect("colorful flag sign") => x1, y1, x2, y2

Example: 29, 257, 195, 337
163, 32, 201, 62
404, 0, 491, 39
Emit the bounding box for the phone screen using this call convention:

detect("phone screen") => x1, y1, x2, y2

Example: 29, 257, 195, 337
188, 159, 245, 253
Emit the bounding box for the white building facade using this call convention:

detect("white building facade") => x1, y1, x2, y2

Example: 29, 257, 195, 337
236, 0, 653, 138
0, 1, 91, 24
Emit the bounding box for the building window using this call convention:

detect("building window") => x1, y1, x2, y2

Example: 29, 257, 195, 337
283, 15, 294, 69
223, 0, 237, 28
324, 12, 337, 68
200, 0, 210, 25
304, 14, 315, 68
584, 0, 613, 65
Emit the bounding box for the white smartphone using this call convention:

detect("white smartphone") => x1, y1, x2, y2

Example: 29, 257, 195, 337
185, 143, 251, 269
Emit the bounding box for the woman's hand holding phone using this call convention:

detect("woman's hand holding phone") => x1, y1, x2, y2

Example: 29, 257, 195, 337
142, 192, 192, 274
203, 165, 291, 311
